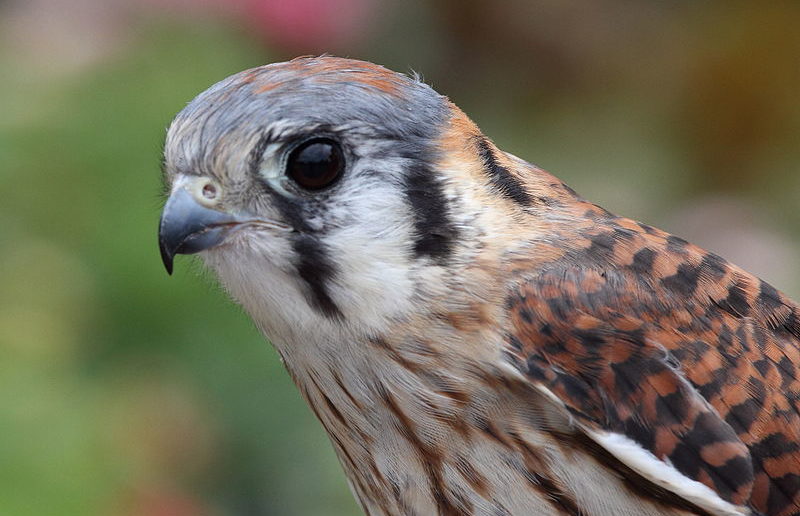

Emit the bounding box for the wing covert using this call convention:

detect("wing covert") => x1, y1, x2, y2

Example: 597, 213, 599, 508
505, 216, 800, 515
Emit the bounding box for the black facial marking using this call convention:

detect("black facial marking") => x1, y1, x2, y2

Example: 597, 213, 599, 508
293, 234, 342, 319
254, 176, 312, 233
248, 132, 338, 317
403, 161, 458, 264
475, 136, 533, 207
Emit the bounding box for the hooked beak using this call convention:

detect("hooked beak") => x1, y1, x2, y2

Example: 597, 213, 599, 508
158, 181, 242, 275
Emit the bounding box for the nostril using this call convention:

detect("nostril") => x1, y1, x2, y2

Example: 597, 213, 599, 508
202, 182, 218, 200
189, 178, 222, 208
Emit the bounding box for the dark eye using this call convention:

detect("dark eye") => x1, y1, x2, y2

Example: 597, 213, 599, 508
286, 138, 344, 190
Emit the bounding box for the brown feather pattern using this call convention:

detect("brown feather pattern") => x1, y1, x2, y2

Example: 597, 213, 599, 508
505, 198, 800, 515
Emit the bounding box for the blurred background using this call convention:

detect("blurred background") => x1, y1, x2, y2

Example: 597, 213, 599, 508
1, 1, 799, 515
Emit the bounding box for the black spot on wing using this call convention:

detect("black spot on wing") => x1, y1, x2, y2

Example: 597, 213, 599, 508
776, 355, 797, 389
666, 235, 690, 253
667, 411, 752, 501
655, 389, 690, 426
619, 418, 657, 453
758, 280, 785, 312
662, 263, 701, 297
750, 432, 800, 461
612, 226, 636, 242
586, 232, 616, 260
403, 161, 458, 264
784, 308, 800, 339
752, 358, 771, 377
725, 398, 761, 434
474, 136, 533, 207
716, 279, 751, 318
749, 433, 800, 513
293, 234, 342, 319
766, 474, 800, 516
629, 247, 656, 275
637, 222, 659, 235
698, 252, 728, 282
610, 352, 663, 399
696, 368, 727, 399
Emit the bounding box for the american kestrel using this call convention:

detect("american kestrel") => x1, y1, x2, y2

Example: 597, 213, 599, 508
158, 57, 800, 516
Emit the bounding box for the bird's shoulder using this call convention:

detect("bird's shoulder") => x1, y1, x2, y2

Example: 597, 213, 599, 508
502, 206, 800, 515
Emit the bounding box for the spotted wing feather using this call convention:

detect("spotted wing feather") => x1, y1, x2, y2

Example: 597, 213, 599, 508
506, 214, 800, 516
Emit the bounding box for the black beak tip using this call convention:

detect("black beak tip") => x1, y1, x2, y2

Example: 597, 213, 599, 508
160, 240, 175, 275
158, 186, 237, 276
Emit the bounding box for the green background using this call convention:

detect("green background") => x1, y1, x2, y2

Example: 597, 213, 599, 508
2, 2, 798, 515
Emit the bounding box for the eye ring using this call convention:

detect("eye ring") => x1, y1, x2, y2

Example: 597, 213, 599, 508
285, 137, 345, 191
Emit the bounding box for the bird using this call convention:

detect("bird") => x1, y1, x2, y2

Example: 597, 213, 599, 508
158, 56, 800, 516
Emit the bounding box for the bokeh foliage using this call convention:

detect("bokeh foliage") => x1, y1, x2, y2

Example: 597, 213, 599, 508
1, 2, 798, 515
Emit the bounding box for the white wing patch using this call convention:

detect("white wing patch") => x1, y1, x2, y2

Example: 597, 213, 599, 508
586, 429, 750, 516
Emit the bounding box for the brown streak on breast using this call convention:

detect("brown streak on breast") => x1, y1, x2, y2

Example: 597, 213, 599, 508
379, 386, 468, 516
330, 429, 389, 508
454, 456, 490, 498
332, 369, 364, 410
442, 301, 495, 333
308, 374, 349, 428
369, 337, 420, 374
507, 431, 582, 516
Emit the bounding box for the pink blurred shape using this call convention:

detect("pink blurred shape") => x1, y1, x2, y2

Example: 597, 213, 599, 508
243, 0, 378, 50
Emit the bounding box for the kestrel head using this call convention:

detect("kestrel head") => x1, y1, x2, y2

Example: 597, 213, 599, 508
160, 56, 549, 340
